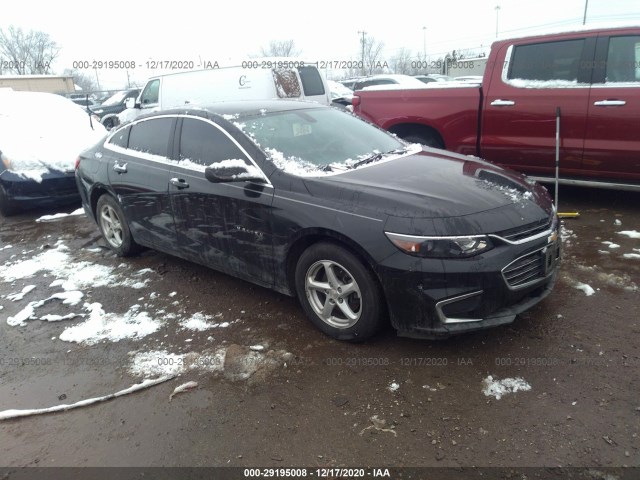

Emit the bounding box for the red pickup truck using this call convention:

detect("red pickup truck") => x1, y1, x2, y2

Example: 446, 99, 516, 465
353, 26, 640, 189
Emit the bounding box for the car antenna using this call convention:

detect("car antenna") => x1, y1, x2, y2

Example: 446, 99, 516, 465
554, 107, 579, 219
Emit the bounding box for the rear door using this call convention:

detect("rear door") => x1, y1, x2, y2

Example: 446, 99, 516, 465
480, 36, 595, 177
583, 33, 640, 182
105, 117, 177, 251
170, 116, 275, 284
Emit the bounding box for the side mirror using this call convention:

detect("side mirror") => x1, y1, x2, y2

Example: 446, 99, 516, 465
125, 97, 136, 109
204, 164, 264, 183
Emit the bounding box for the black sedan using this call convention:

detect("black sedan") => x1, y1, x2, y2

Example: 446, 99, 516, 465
75, 100, 560, 341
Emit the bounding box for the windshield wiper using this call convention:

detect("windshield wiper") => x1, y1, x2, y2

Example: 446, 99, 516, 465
351, 148, 408, 169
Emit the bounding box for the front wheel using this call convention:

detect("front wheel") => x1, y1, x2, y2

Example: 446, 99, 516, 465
295, 243, 385, 341
96, 194, 140, 256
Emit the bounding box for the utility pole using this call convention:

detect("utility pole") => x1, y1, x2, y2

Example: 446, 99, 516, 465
582, 0, 589, 24
358, 30, 366, 76
422, 26, 427, 61
495, 5, 501, 38
94, 68, 101, 91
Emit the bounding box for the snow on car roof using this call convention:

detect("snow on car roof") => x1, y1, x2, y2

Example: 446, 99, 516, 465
0, 91, 107, 181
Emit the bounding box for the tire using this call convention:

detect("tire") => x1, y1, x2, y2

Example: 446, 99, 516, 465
96, 194, 141, 256
403, 133, 444, 149
0, 186, 17, 216
295, 242, 385, 341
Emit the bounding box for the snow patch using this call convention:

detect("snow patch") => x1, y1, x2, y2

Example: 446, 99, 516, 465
482, 375, 531, 400
35, 208, 84, 222
602, 241, 620, 249
388, 382, 400, 392
574, 282, 595, 296
7, 285, 36, 301
59, 303, 161, 345
617, 230, 640, 239
623, 253, 640, 260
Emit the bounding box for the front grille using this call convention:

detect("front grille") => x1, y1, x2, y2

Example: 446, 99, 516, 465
502, 249, 546, 288
496, 217, 551, 242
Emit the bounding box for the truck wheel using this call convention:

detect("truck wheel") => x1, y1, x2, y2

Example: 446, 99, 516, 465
96, 194, 141, 256
403, 133, 444, 149
295, 242, 385, 341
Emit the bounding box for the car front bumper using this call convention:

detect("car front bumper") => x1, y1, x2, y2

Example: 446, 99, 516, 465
377, 232, 561, 339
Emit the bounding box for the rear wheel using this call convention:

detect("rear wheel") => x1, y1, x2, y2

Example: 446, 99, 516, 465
295, 243, 385, 341
96, 194, 140, 256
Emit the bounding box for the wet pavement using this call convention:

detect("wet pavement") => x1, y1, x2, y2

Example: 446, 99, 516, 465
0, 185, 639, 474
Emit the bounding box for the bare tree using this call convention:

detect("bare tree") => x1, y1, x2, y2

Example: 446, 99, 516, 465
0, 26, 60, 74
362, 35, 385, 75
259, 39, 301, 57
63, 68, 98, 93
389, 48, 413, 75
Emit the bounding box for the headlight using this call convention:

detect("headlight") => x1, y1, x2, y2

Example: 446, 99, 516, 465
93, 109, 104, 114
385, 232, 493, 258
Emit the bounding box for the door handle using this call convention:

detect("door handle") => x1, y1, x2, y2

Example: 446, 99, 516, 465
490, 99, 515, 106
593, 100, 626, 106
170, 178, 189, 189
113, 162, 127, 173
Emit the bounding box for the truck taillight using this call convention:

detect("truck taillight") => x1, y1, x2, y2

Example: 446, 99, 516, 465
352, 95, 361, 108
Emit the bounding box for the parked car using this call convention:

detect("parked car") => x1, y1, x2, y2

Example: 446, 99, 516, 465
76, 100, 560, 341
354, 25, 640, 189
328, 80, 354, 110
70, 96, 98, 108
0, 90, 107, 216
352, 74, 427, 91
90, 89, 140, 129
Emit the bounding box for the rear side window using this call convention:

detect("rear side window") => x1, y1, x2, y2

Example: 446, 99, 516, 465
109, 125, 130, 148
298, 66, 325, 96
128, 118, 173, 157
179, 118, 249, 166
273, 70, 302, 98
509, 39, 585, 82
606, 36, 640, 82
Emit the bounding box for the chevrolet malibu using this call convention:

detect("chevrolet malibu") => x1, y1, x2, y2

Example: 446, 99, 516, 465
75, 100, 560, 341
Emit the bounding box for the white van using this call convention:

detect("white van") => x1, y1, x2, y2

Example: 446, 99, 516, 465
118, 61, 331, 124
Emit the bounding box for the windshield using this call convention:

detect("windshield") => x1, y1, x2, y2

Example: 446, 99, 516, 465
238, 108, 405, 174
101, 91, 128, 107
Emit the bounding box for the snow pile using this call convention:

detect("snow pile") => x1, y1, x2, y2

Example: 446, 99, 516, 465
602, 241, 620, 249
59, 303, 161, 345
207, 159, 263, 179
617, 230, 640, 239
623, 253, 640, 260
574, 282, 596, 296
179, 312, 218, 331
35, 208, 85, 222
482, 375, 531, 400
0, 91, 106, 181
128, 349, 226, 377
7, 285, 36, 301
388, 381, 400, 392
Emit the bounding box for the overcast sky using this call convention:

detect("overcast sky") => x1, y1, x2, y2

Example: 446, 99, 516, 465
3, 0, 640, 89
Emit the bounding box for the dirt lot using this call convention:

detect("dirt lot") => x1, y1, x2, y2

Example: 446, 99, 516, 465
0, 185, 639, 478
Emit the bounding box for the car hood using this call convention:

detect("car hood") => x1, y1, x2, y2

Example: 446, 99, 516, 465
302, 150, 554, 236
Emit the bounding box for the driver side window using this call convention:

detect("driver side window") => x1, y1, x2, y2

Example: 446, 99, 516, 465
141, 79, 160, 106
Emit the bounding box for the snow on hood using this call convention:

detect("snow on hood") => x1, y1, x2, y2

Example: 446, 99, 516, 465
0, 91, 107, 181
